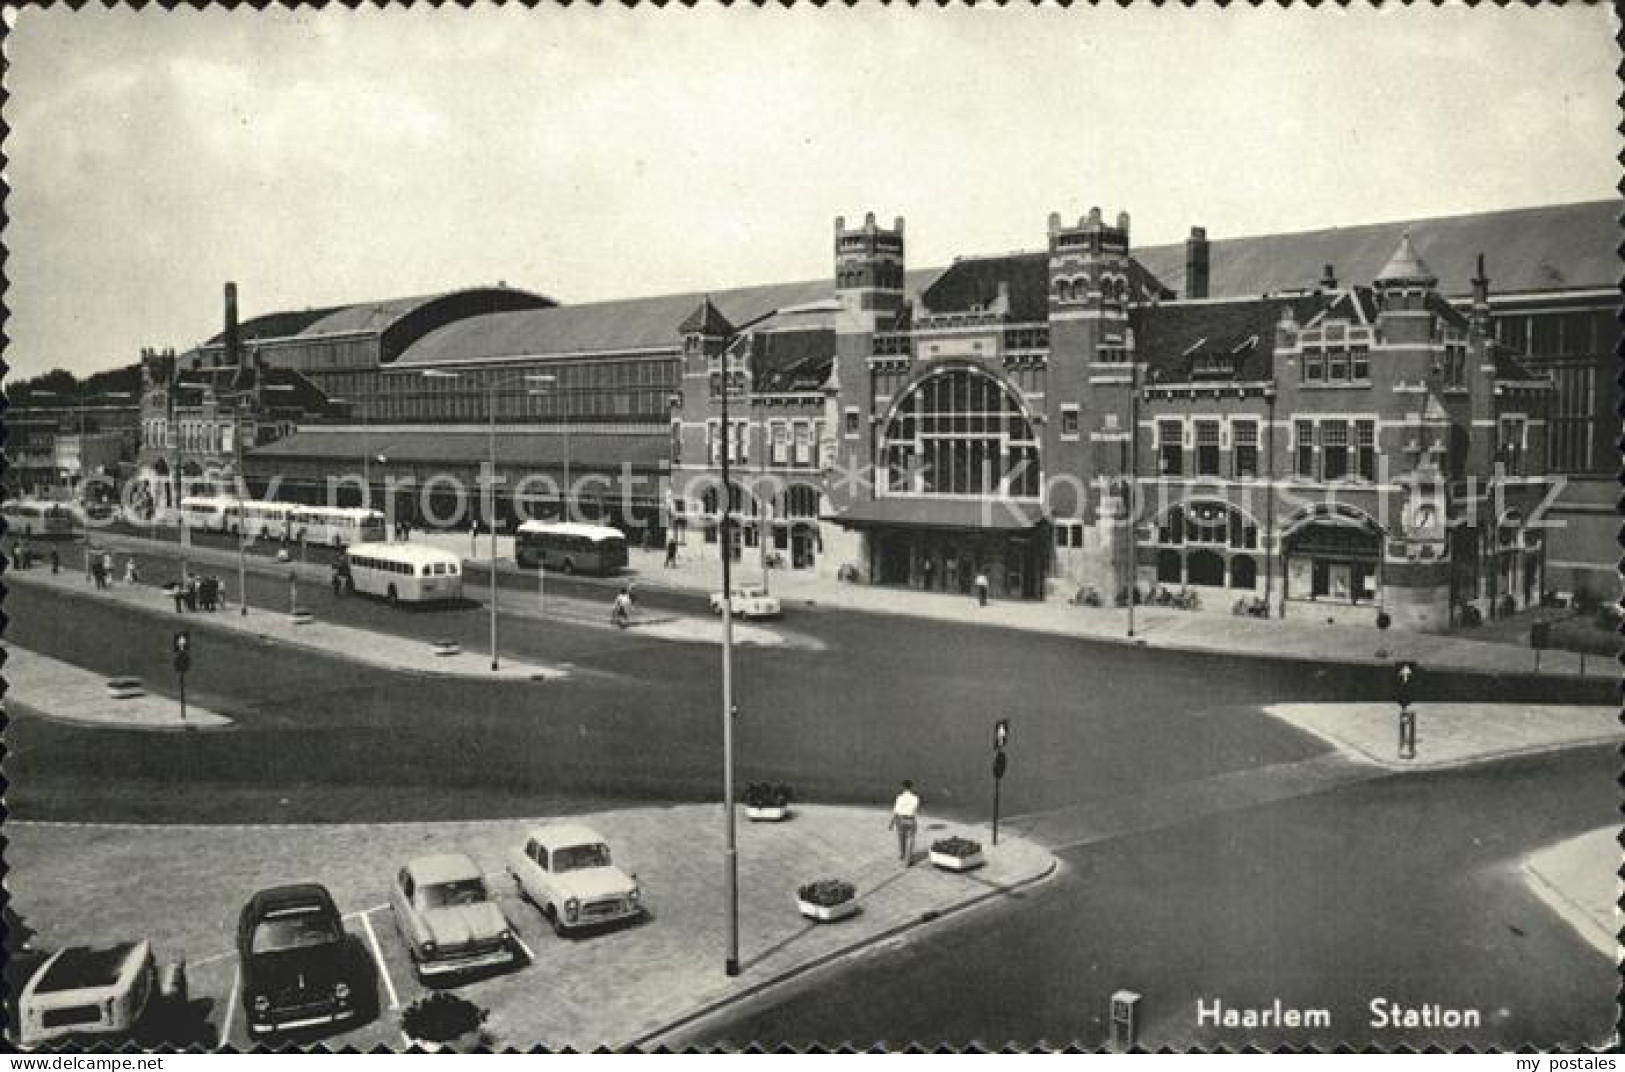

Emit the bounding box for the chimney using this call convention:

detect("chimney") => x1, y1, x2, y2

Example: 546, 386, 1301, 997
224, 282, 241, 368
1185, 226, 1210, 300
1320, 264, 1337, 290
1470, 253, 1492, 338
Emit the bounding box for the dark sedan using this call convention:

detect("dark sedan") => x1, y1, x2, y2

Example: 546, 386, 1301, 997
236, 884, 365, 1039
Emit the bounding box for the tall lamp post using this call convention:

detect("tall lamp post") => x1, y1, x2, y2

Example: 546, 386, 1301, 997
422, 368, 555, 670
525, 375, 562, 615
713, 305, 785, 977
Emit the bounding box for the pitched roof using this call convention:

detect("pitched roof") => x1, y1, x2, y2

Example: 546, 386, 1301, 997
394, 270, 941, 368
679, 297, 736, 337
1133, 295, 1332, 384
1133, 200, 1619, 298
919, 252, 1173, 323
1375, 232, 1436, 284
750, 328, 835, 393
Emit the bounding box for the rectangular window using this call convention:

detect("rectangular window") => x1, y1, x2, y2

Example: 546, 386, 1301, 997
793, 423, 812, 467
1499, 416, 1527, 476
844, 408, 860, 438
1158, 419, 1183, 477
1061, 405, 1080, 439
1327, 348, 1348, 381
1295, 420, 1315, 478
770, 422, 789, 466
670, 420, 682, 464
1303, 347, 1325, 383
707, 420, 721, 466
1351, 346, 1369, 381
1195, 420, 1221, 476
1322, 420, 1350, 481
1356, 420, 1376, 481
1233, 420, 1259, 479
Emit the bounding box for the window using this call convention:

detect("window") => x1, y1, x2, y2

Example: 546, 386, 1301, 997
1327, 347, 1348, 382
1356, 420, 1377, 481
1498, 416, 1527, 476
707, 420, 721, 466
1194, 420, 1221, 476
844, 408, 860, 438
1322, 420, 1350, 480
670, 420, 682, 464
1295, 420, 1315, 478
1351, 346, 1369, 381
1158, 420, 1183, 476
879, 368, 1040, 498
734, 420, 748, 465
1233, 420, 1259, 478
770, 422, 789, 466
1444, 344, 1467, 388
1061, 406, 1080, 439
1303, 347, 1325, 383
792, 423, 812, 467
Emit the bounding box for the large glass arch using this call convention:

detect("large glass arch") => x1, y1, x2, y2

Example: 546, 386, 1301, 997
879, 367, 1041, 498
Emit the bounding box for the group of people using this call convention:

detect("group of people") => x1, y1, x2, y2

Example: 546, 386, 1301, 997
172, 571, 226, 613
87, 549, 135, 589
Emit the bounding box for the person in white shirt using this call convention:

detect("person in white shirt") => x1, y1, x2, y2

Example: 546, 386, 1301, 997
888, 780, 921, 866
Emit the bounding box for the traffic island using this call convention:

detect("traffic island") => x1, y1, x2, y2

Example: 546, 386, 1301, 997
9, 647, 232, 731
1261, 702, 1621, 771
1521, 827, 1615, 959
5, 804, 1056, 1052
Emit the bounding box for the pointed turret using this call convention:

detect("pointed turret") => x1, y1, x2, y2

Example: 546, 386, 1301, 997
679, 296, 736, 339
1375, 231, 1437, 288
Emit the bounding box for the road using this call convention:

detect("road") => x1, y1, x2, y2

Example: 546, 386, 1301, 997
8, 534, 1613, 1049
688, 745, 1617, 1050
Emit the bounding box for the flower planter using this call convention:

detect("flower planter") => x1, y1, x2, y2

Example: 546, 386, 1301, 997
105, 677, 145, 700
289, 608, 314, 626
745, 805, 791, 822
431, 639, 462, 657
929, 849, 985, 872
796, 897, 859, 923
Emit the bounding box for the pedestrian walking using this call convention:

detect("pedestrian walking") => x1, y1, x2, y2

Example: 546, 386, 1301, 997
102, 551, 115, 585
611, 587, 633, 629
664, 535, 679, 568
888, 780, 921, 866
124, 557, 139, 586
974, 570, 989, 608
49, 549, 61, 575
91, 556, 107, 590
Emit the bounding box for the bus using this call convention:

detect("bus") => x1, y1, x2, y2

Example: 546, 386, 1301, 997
180, 496, 235, 533
225, 501, 294, 541
515, 521, 628, 575
2, 498, 77, 538
291, 506, 385, 549
345, 544, 463, 605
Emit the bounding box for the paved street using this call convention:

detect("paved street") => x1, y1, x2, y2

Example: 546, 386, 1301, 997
6, 534, 1614, 1049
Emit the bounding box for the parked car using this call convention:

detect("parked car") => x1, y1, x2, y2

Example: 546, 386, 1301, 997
709, 584, 782, 620
237, 884, 364, 1038
16, 940, 188, 1049
507, 823, 643, 936
390, 853, 520, 981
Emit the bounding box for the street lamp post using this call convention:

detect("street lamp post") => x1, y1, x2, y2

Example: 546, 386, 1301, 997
525, 375, 563, 617
422, 368, 554, 671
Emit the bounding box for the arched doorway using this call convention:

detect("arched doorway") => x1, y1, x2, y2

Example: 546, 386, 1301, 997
1281, 505, 1383, 605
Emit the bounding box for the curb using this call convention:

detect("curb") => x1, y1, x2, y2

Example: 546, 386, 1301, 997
624, 855, 1062, 1051
7, 698, 234, 734
1332, 733, 1622, 775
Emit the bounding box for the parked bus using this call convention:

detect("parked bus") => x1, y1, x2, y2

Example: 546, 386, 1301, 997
291, 506, 385, 549
226, 501, 294, 541
180, 496, 235, 533
345, 544, 463, 606
514, 521, 628, 575
2, 498, 77, 538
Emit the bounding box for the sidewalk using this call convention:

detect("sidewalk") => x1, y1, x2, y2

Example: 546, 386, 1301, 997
7, 805, 1055, 1051
1261, 702, 1621, 772
1521, 827, 1616, 959
9, 567, 562, 682
7, 646, 232, 730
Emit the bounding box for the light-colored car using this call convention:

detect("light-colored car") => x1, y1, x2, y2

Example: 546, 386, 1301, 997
390, 853, 520, 980
18, 940, 188, 1049
506, 823, 643, 936
709, 584, 782, 620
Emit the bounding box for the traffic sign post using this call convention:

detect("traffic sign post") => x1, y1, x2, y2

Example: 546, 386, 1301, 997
173, 631, 192, 724
1530, 621, 1550, 673
991, 720, 1011, 846
1395, 660, 1418, 760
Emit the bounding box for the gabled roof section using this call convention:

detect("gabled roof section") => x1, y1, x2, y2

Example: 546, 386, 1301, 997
1492, 345, 1547, 384
1304, 287, 1379, 328
750, 328, 835, 393
919, 252, 1172, 323
1133, 294, 1332, 385
1133, 200, 1620, 298
679, 297, 736, 338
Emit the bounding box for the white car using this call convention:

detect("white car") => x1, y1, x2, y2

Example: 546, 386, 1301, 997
709, 584, 782, 620
18, 940, 188, 1049
390, 853, 520, 980
506, 823, 643, 936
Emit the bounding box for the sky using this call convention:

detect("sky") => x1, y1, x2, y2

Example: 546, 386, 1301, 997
4, 4, 1619, 380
